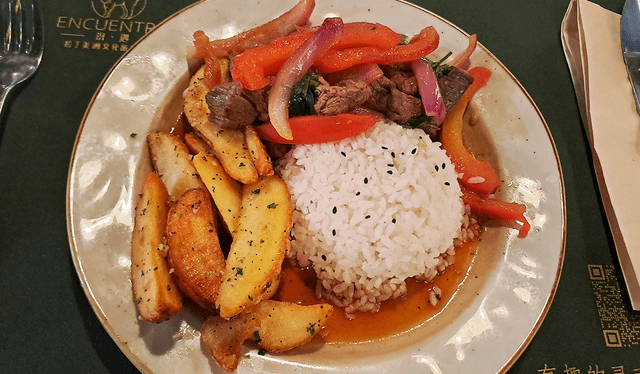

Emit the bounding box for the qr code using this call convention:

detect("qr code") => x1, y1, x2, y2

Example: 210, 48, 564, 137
589, 264, 640, 347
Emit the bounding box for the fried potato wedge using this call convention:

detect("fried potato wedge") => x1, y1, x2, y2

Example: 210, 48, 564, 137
147, 131, 205, 201
216, 175, 292, 318
192, 151, 242, 236
201, 300, 332, 372
244, 125, 274, 178
184, 132, 210, 154
257, 271, 280, 303
184, 66, 258, 184
250, 300, 334, 352
201, 312, 260, 373
166, 188, 225, 311
131, 172, 182, 322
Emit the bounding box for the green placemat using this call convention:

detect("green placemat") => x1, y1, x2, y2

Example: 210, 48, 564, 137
1, 0, 639, 373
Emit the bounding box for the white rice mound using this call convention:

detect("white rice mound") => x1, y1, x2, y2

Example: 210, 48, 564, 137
276, 121, 465, 314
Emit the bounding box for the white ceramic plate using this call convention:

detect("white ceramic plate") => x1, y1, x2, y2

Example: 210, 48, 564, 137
66, 0, 566, 373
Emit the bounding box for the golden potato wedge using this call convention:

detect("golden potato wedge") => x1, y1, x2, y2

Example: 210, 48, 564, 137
197, 123, 258, 185
216, 175, 292, 318
257, 271, 280, 303
131, 172, 182, 322
250, 300, 334, 352
244, 125, 274, 178
201, 300, 332, 371
192, 151, 242, 236
165, 188, 226, 311
201, 312, 260, 373
184, 132, 210, 154
184, 66, 258, 184
147, 131, 205, 201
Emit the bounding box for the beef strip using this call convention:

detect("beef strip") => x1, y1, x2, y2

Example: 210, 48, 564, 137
438, 66, 474, 111
362, 75, 424, 123
204, 64, 473, 134
391, 72, 419, 96
242, 84, 270, 123
363, 76, 395, 113
381, 64, 419, 96
314, 79, 373, 116
386, 88, 425, 124
362, 65, 474, 127
380, 64, 475, 112
205, 81, 257, 129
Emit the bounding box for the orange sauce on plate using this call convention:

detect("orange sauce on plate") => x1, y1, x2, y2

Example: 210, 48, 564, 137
273, 238, 479, 343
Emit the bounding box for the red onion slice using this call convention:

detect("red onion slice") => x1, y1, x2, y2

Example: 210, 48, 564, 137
268, 17, 344, 140
449, 34, 477, 70
412, 58, 446, 125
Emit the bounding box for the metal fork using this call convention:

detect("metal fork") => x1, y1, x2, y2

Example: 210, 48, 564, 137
0, 0, 43, 120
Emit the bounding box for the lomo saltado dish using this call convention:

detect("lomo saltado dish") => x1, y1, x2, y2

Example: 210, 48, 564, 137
130, 0, 531, 371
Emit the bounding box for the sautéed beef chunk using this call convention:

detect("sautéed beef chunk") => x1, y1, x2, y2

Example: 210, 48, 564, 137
205, 81, 257, 129
381, 64, 419, 96
205, 81, 271, 129
439, 67, 475, 111
203, 63, 474, 136
242, 85, 271, 123
385, 87, 425, 124
314, 79, 373, 115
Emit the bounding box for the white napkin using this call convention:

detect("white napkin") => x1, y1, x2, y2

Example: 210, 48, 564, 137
562, 0, 640, 309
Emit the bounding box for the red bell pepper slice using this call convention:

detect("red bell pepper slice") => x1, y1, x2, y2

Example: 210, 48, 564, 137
192, 0, 316, 58
440, 66, 499, 195
462, 189, 531, 238
313, 26, 439, 73
254, 113, 379, 144
231, 32, 310, 91
268, 17, 345, 141
330, 22, 404, 50
232, 22, 404, 91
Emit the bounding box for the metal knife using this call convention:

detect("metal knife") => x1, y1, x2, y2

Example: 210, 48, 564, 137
621, 0, 640, 113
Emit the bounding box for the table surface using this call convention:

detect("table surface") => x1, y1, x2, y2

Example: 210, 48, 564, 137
1, 0, 639, 373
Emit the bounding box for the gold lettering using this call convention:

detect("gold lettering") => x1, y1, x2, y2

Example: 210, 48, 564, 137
56, 16, 68, 28
68, 17, 82, 29
56, 16, 154, 34
133, 21, 145, 33
119, 21, 131, 33
82, 18, 96, 30
96, 19, 108, 31
108, 20, 119, 32
57, 3, 154, 54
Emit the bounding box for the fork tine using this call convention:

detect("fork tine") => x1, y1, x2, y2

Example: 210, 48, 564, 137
0, 0, 43, 128
12, 0, 23, 52
22, 1, 35, 53
27, 1, 42, 56
1, 1, 12, 54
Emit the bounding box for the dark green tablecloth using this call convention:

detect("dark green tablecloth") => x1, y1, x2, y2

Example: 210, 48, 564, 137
1, 0, 638, 372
